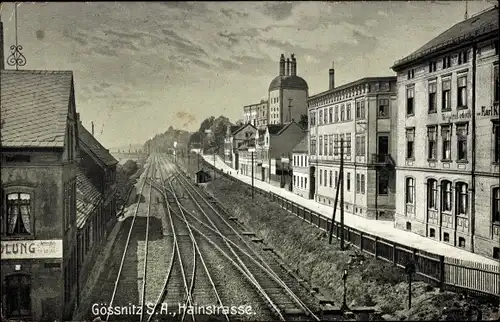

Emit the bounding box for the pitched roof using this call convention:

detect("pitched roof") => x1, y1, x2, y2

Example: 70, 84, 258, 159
0, 70, 74, 148
267, 124, 286, 135
292, 136, 308, 153
78, 122, 118, 166
392, 7, 498, 70
232, 123, 256, 135
229, 125, 240, 134
76, 168, 102, 229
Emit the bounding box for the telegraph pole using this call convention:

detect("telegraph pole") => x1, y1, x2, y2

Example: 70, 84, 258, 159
340, 138, 345, 250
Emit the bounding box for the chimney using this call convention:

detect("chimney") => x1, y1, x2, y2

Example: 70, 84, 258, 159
0, 20, 4, 70
91, 121, 94, 136
286, 58, 290, 76
329, 61, 335, 90
279, 54, 285, 76
290, 54, 296, 76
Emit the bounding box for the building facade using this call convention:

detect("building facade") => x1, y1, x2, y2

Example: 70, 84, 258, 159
392, 7, 499, 258
308, 71, 398, 220
268, 54, 309, 125
243, 99, 269, 128
223, 123, 256, 170
292, 136, 310, 198
1, 70, 79, 321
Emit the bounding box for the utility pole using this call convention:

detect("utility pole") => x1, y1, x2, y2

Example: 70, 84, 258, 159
328, 174, 342, 244
340, 138, 345, 251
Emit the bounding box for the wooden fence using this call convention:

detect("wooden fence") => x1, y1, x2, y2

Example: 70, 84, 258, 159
201, 159, 500, 300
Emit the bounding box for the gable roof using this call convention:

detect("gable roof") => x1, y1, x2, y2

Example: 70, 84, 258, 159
76, 168, 102, 229
267, 124, 286, 135
229, 125, 240, 134
78, 122, 118, 166
292, 135, 308, 153
392, 7, 498, 70
0, 70, 74, 148
232, 123, 256, 136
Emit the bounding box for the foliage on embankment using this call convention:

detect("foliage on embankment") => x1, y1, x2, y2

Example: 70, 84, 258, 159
205, 178, 499, 321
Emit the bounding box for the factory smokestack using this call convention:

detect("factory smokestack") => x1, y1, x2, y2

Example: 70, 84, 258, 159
329, 61, 335, 90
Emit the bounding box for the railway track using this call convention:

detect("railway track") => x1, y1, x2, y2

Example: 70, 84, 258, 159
152, 155, 321, 321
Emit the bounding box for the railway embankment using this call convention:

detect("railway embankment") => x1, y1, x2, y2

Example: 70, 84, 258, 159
204, 176, 499, 321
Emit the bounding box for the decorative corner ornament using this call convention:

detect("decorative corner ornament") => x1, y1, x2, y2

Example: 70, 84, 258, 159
7, 45, 27, 70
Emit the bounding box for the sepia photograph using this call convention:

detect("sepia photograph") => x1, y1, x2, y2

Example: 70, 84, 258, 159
0, 1, 499, 321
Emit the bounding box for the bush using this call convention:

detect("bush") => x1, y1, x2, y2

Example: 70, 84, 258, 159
122, 159, 138, 177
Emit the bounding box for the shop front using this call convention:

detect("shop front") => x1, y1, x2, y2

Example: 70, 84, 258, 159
1, 239, 64, 322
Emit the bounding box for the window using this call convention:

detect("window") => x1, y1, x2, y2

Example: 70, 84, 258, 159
430, 228, 436, 237
5, 193, 31, 235
406, 87, 415, 115
405, 177, 415, 205
491, 187, 498, 224
441, 125, 451, 161
319, 136, 323, 156
319, 110, 323, 125
294, 175, 296, 186
407, 68, 415, 79
319, 169, 322, 186
324, 109, 328, 124
456, 182, 468, 216
355, 101, 365, 119
443, 232, 450, 242
305, 178, 307, 188
458, 50, 468, 65
458, 237, 466, 248
494, 247, 499, 259
457, 76, 467, 108
324, 170, 327, 187
429, 61, 437, 73
360, 174, 365, 194
494, 122, 500, 164
334, 105, 339, 122
5, 274, 31, 318
334, 134, 339, 156
335, 171, 338, 187
346, 173, 351, 191
329, 134, 333, 156
494, 65, 499, 103
345, 134, 351, 157
427, 179, 438, 209
310, 112, 316, 126
406, 222, 412, 231
378, 99, 389, 118
442, 79, 451, 111
428, 82, 437, 113
340, 104, 345, 121
324, 135, 328, 155
456, 123, 468, 162
301, 177, 304, 188
329, 107, 333, 123
442, 56, 451, 69
329, 170, 333, 187
378, 172, 389, 195
441, 181, 452, 212
356, 174, 360, 193
406, 128, 415, 159
346, 103, 351, 120
310, 138, 316, 155
427, 126, 437, 160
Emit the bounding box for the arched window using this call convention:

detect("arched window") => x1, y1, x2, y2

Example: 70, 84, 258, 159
405, 177, 415, 214
456, 182, 468, 216
441, 181, 452, 212
5, 274, 31, 318
427, 179, 438, 209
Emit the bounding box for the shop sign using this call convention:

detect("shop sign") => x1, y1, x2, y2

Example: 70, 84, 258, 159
477, 105, 499, 118
441, 109, 472, 121
1, 239, 63, 260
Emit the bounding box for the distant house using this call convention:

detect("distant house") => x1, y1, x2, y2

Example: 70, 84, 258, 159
292, 135, 311, 199
224, 123, 256, 170
195, 169, 211, 184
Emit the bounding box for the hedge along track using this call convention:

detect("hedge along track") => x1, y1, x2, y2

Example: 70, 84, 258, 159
105, 155, 156, 321
144, 157, 228, 322
157, 156, 321, 321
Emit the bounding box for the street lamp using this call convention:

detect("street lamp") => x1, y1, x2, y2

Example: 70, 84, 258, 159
248, 147, 256, 199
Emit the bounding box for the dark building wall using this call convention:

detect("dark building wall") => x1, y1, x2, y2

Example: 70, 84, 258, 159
1, 260, 63, 322
78, 149, 105, 192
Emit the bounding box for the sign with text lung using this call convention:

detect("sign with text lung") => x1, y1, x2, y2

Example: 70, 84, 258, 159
1, 239, 63, 260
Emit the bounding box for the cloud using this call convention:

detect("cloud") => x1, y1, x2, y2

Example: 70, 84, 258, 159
365, 19, 379, 27
377, 10, 389, 17
220, 8, 249, 18
262, 2, 297, 21
62, 29, 88, 46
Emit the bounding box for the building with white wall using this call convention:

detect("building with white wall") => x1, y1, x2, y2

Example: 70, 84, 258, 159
391, 6, 499, 259
292, 136, 310, 199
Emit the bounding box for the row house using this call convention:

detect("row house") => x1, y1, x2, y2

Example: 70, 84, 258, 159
223, 123, 256, 170
308, 65, 398, 220
1, 70, 79, 321
391, 7, 499, 259
292, 135, 311, 199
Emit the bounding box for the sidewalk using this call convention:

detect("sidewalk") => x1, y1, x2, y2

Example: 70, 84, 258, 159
202, 154, 499, 266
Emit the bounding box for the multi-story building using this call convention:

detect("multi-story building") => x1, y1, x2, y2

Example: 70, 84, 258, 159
1, 70, 79, 321
308, 63, 397, 220
391, 7, 499, 259
268, 54, 309, 125
243, 99, 269, 128
292, 136, 311, 198
223, 123, 256, 170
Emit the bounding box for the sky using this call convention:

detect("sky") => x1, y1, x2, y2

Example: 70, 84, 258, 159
0, 1, 496, 149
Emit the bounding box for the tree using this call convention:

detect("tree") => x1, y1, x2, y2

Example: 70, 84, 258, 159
299, 114, 308, 130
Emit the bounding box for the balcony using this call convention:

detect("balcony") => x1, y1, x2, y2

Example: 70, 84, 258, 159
370, 154, 395, 167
